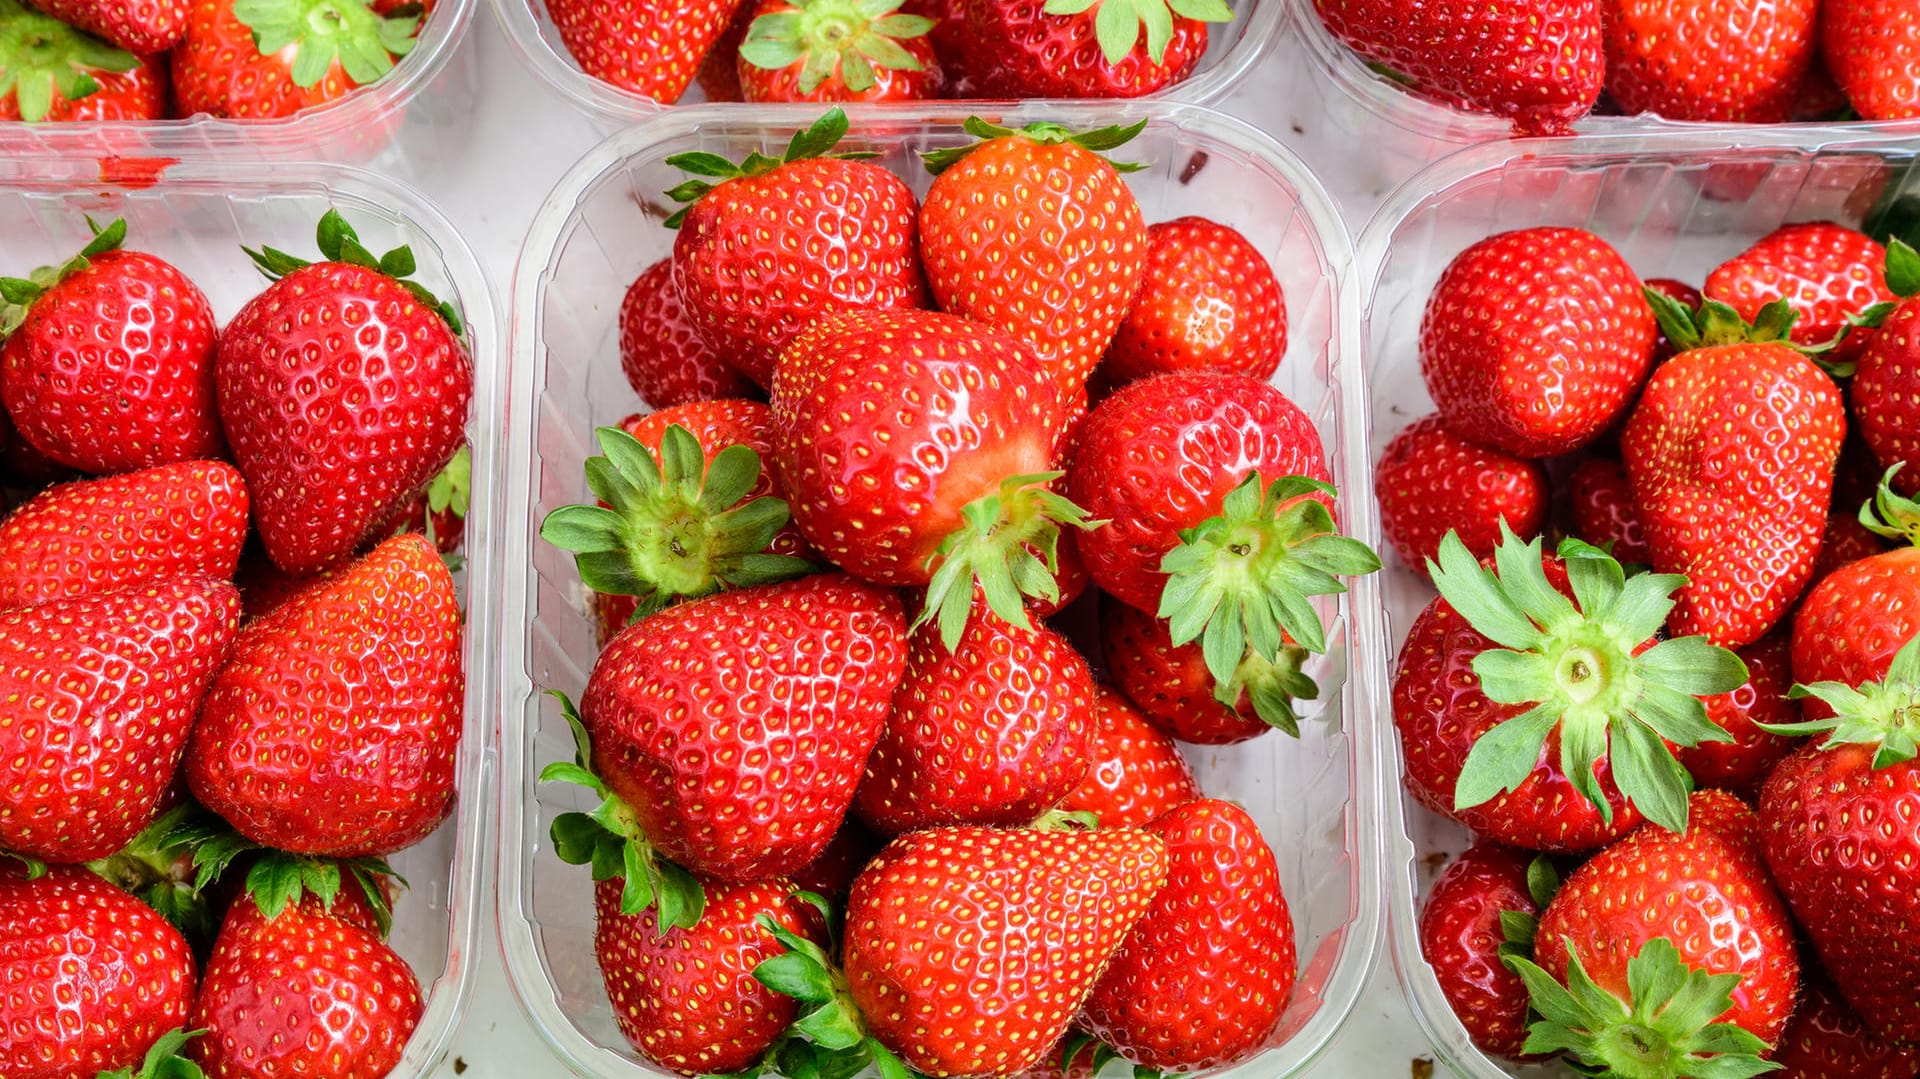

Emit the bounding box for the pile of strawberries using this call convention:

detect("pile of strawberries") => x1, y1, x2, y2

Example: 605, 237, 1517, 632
535, 108, 1378, 1079
0, 0, 431, 123
1316, 0, 1920, 134
0, 211, 472, 1077
1376, 219, 1920, 1073
545, 0, 1237, 106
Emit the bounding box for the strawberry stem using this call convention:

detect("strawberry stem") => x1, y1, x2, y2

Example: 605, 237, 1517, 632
740, 0, 932, 94
751, 897, 912, 1079
86, 802, 218, 944
915, 472, 1098, 650
1857, 465, 1920, 547
1765, 630, 1920, 770
0, 0, 138, 122
161, 811, 404, 937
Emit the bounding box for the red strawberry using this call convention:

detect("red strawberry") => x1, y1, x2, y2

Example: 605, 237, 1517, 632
1704, 223, 1894, 361
1602, 0, 1818, 122
1791, 476, 1920, 698
667, 109, 925, 388
0, 12, 167, 122
1100, 598, 1317, 745
23, 0, 186, 51
1420, 228, 1657, 458
789, 817, 881, 900
1852, 242, 1920, 488
1418, 844, 1556, 1060
0, 864, 197, 1078
1315, 0, 1604, 135
1824, 0, 1920, 120
172, 0, 421, 118
1101, 216, 1288, 387
547, 0, 740, 103
959, 0, 1231, 99
617, 258, 756, 410
1567, 457, 1652, 565
1809, 509, 1890, 582
1376, 413, 1549, 577
920, 118, 1147, 403
187, 534, 463, 857
2, 218, 222, 473
1676, 632, 1800, 792
695, 0, 756, 100
217, 211, 471, 575
903, 0, 968, 90
737, 0, 941, 102
1771, 978, 1920, 1079
1057, 684, 1199, 827
378, 442, 468, 556
1082, 800, 1295, 1072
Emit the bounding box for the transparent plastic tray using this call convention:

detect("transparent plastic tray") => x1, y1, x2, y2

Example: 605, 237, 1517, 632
1357, 130, 1920, 1079
494, 100, 1386, 1079
0, 155, 500, 1079
489, 0, 1289, 131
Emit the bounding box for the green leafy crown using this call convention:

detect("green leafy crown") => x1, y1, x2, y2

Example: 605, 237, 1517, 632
244, 208, 465, 335
915, 472, 1100, 651
746, 893, 921, 1079
1, 215, 126, 337
739, 0, 933, 95
664, 108, 877, 229
1764, 630, 1920, 771
230, 0, 418, 90
0, 0, 139, 123
1037, 0, 1233, 66
922, 115, 1151, 175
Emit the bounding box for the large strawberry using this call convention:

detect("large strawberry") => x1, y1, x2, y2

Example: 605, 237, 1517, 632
1101, 216, 1288, 386
172, 0, 420, 118
960, 0, 1232, 98
2, 218, 222, 474
666, 108, 925, 388
1602, 0, 1818, 122
1419, 844, 1557, 1060
617, 258, 756, 409
187, 534, 463, 857
920, 117, 1147, 403
1824, 0, 1920, 120
1420, 228, 1656, 458
1770, 978, 1920, 1079
1057, 684, 1199, 828
1625, 297, 1845, 648
546, 0, 739, 103
218, 210, 470, 575
1852, 240, 1920, 488
1376, 413, 1548, 577
0, 2, 165, 121
24, 0, 186, 52
1704, 223, 1893, 364
737, 0, 941, 102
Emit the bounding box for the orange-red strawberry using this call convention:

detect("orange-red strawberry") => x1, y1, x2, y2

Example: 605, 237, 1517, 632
0, 9, 167, 121
1852, 241, 1920, 488
1677, 631, 1800, 792
24, 0, 186, 51
1824, 0, 1920, 120
1376, 413, 1549, 577
737, 0, 941, 102
1419, 844, 1557, 1060
1057, 684, 1199, 827
920, 118, 1147, 403
172, 0, 421, 118
1420, 228, 1656, 458
959, 0, 1231, 99
547, 0, 740, 103
1100, 598, 1317, 745
1602, 0, 1818, 122
1567, 457, 1654, 565
1101, 216, 1288, 386
617, 258, 756, 410
1770, 978, 1920, 1079
1704, 223, 1894, 361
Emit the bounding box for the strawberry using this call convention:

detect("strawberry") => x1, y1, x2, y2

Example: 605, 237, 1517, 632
379, 442, 468, 556
1703, 223, 1894, 362
24, 0, 186, 52
1420, 228, 1657, 458
789, 817, 881, 900
0, 6, 166, 122
666, 109, 926, 388
1824, 0, 1920, 121
1057, 684, 1199, 827
1393, 527, 1749, 849
1792, 475, 1920, 699
2, 218, 222, 474
958, 0, 1232, 99
1376, 413, 1549, 577
1081, 800, 1294, 1072
617, 258, 756, 410
1770, 978, 1920, 1079
737, 0, 941, 102
218, 211, 470, 576
1315, 0, 1604, 135
173, 0, 419, 117
904, 0, 968, 91
696, 0, 756, 99
1418, 844, 1557, 1060
0, 460, 247, 609
1602, 0, 1818, 122
1100, 598, 1317, 745
1, 577, 239, 864
920, 118, 1147, 403
1626, 296, 1844, 648
1101, 216, 1288, 386
1809, 509, 1890, 582
0, 865, 197, 1078
1567, 457, 1653, 565
187, 534, 463, 857
1677, 632, 1800, 792
547, 0, 739, 103
1851, 241, 1920, 488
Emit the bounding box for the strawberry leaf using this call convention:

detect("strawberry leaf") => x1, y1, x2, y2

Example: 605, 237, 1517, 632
1888, 238, 1920, 299
1771, 631, 1920, 770
1042, 0, 1230, 63
232, 0, 414, 90
244, 209, 465, 336
922, 117, 1150, 175
0, 0, 139, 121
916, 472, 1099, 651
1857, 465, 1920, 545
741, 0, 929, 94
96, 1027, 209, 1079
665, 109, 877, 228
1527, 856, 1561, 910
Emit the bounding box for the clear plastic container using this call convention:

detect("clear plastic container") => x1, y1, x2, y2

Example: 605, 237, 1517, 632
0, 0, 478, 183
1357, 129, 1920, 1079
0, 155, 500, 1079
494, 100, 1388, 1079
489, 0, 1289, 131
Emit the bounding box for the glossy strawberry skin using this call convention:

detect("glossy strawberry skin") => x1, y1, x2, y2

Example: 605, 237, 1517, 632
1853, 298, 1920, 490
217, 260, 471, 576
844, 825, 1169, 1077
618, 259, 757, 409
959, 0, 1207, 98
0, 577, 240, 863
0, 460, 248, 609
1704, 224, 1893, 360
547, 0, 740, 102
1676, 632, 1799, 792
1376, 413, 1548, 577
1567, 457, 1654, 565
737, 0, 942, 102
1793, 547, 1920, 704
1421, 228, 1656, 459
0, 53, 169, 121
1102, 217, 1288, 387
1418, 843, 1539, 1060
1066, 371, 1332, 614
596, 876, 819, 1077
620, 399, 812, 561
187, 534, 464, 857
1824, 0, 1920, 121
0, 865, 196, 1079
1082, 800, 1295, 1072
23, 0, 188, 52
1603, 0, 1819, 122
1770, 978, 1920, 1079
1101, 599, 1269, 746
1058, 685, 1200, 828
172, 0, 357, 117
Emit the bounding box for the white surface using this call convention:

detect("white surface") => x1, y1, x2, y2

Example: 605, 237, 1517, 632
414, 13, 1438, 1078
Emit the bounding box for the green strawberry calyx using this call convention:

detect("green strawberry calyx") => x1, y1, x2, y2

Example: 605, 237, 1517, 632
540, 424, 817, 626
1646, 290, 1810, 353
1847, 238, 1920, 334
1766, 630, 1920, 770
244, 208, 464, 336
162, 811, 405, 937
540, 691, 707, 931
664, 108, 877, 228
0, 215, 126, 337
750, 892, 920, 1079
0, 0, 138, 123
1495, 855, 1562, 960
916, 471, 1100, 651
1434, 526, 1748, 836
922, 115, 1149, 175
1857, 465, 1920, 549
230, 0, 418, 90
1039, 0, 1233, 66
740, 0, 932, 95
86, 801, 221, 944
1505, 938, 1778, 1079
1156, 473, 1380, 737
96, 1027, 209, 1079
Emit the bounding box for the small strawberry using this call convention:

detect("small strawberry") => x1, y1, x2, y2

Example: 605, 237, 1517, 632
1823, 0, 1920, 121
617, 258, 756, 410
1602, 0, 1819, 122
1419, 844, 1558, 1060
1101, 216, 1288, 387
172, 0, 419, 118
1770, 977, 1920, 1079
1567, 457, 1653, 565
666, 109, 926, 387
1703, 223, 1894, 362
1851, 241, 1920, 488
546, 0, 739, 103
1677, 632, 1800, 793
218, 210, 470, 575
1100, 598, 1318, 745
2, 217, 222, 474
0, 4, 165, 121
959, 0, 1233, 99
1792, 474, 1920, 700
737, 0, 941, 102
1057, 684, 1199, 828
24, 0, 186, 52
1376, 413, 1549, 577
1420, 228, 1657, 458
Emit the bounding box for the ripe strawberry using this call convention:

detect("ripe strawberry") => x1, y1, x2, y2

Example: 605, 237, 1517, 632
1770, 978, 1920, 1079
1393, 528, 1749, 849
1101, 216, 1288, 386
1602, 0, 1818, 122
1704, 223, 1894, 361
24, 0, 186, 51
0, 460, 247, 609
789, 817, 881, 900
1377, 413, 1549, 577
1315, 0, 1604, 135
696, 0, 756, 99
1852, 241, 1920, 488
0, 864, 197, 1078
1101, 598, 1317, 745
0, 8, 166, 122
2, 218, 222, 474
737, 0, 941, 102
1809, 509, 1890, 582
920, 118, 1147, 402
1057, 684, 1199, 827
1081, 800, 1294, 1072
903, 0, 968, 91
1420, 228, 1656, 458
187, 534, 463, 857
548, 0, 739, 103
1824, 0, 1920, 120
378, 442, 468, 556
618, 258, 756, 409
172, 0, 420, 117
959, 0, 1232, 99
1676, 632, 1800, 793
1418, 844, 1557, 1060
218, 211, 470, 575
1792, 476, 1920, 699
667, 109, 926, 387
1567, 457, 1653, 565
